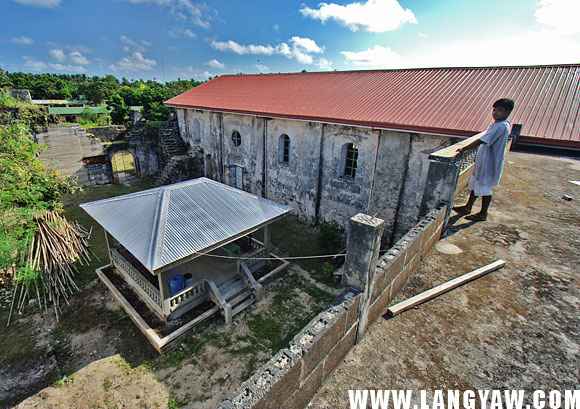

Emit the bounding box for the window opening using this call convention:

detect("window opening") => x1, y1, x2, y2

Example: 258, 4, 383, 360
279, 134, 290, 163
232, 130, 242, 146
343, 143, 358, 178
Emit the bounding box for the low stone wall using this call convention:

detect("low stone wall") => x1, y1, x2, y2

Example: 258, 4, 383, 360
218, 205, 447, 409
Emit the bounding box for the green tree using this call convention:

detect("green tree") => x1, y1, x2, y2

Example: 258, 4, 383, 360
0, 123, 76, 281
108, 93, 129, 124
142, 101, 170, 121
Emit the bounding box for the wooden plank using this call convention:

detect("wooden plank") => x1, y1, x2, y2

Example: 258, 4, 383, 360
96, 265, 164, 353
386, 259, 505, 317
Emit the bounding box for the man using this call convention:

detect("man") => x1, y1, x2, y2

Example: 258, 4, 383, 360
453, 98, 515, 221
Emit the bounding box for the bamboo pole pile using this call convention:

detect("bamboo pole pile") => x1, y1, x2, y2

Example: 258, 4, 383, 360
7, 210, 92, 325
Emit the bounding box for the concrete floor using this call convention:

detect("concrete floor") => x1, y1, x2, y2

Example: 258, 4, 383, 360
170, 247, 248, 287
310, 150, 580, 408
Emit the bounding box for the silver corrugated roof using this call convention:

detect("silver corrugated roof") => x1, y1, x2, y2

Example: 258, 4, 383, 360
80, 178, 291, 274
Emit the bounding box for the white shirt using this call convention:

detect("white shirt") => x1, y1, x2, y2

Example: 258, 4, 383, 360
472, 120, 511, 186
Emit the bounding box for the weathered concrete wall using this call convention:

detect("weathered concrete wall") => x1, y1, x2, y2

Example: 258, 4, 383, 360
87, 125, 126, 142
175, 108, 454, 237
264, 119, 322, 221
218, 206, 447, 409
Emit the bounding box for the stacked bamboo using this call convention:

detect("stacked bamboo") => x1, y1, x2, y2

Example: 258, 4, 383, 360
7, 210, 91, 324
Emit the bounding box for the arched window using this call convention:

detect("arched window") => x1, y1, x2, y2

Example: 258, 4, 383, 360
340, 143, 358, 178
278, 134, 290, 163
231, 130, 242, 146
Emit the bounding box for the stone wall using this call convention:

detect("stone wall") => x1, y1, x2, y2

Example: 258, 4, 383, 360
86, 125, 126, 142
218, 205, 447, 409
175, 108, 454, 244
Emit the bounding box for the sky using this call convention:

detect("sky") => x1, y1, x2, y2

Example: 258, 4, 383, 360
1, 0, 579, 82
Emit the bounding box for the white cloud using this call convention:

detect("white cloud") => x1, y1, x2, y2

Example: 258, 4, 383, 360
211, 40, 276, 55
120, 35, 146, 52
69, 51, 90, 65
254, 64, 270, 72
205, 59, 225, 69
418, 33, 428, 38
211, 37, 325, 65
141, 40, 152, 46
535, 0, 580, 34
173, 66, 215, 81
49, 63, 85, 72
110, 52, 157, 72
273, 24, 279, 32
184, 29, 197, 38
300, 0, 417, 32
49, 49, 90, 65
23, 56, 47, 71
341, 45, 405, 68
11, 36, 34, 45
169, 45, 178, 52
49, 49, 66, 63
11, 0, 61, 7
317, 58, 333, 70
117, 0, 215, 29
402, 28, 580, 69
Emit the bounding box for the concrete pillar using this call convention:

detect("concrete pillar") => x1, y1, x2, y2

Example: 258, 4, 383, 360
342, 213, 385, 342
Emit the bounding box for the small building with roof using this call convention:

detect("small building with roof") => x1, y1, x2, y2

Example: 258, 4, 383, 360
81, 177, 291, 351
165, 64, 580, 241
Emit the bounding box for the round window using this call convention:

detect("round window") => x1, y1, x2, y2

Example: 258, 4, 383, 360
232, 130, 242, 146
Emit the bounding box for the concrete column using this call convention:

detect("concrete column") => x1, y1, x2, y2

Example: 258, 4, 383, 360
342, 213, 385, 342
419, 160, 459, 231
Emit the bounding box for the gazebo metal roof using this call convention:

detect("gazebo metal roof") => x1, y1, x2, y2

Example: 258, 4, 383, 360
80, 178, 291, 274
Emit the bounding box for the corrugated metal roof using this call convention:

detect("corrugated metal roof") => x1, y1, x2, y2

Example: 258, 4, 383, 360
165, 64, 580, 148
80, 178, 291, 273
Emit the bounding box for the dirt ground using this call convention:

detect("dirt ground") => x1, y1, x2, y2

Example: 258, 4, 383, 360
1, 264, 339, 409
310, 150, 580, 408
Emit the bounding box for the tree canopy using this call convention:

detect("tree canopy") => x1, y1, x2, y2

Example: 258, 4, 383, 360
1, 70, 206, 124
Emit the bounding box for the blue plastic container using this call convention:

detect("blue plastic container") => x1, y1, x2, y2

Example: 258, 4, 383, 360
168, 274, 185, 295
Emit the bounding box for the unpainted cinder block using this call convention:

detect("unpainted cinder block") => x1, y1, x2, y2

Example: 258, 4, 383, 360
371, 269, 385, 303
405, 231, 423, 263
380, 249, 405, 288
345, 294, 361, 332
322, 324, 357, 382
420, 218, 435, 251
251, 351, 302, 409
435, 207, 447, 230
299, 310, 347, 380
409, 251, 422, 274
391, 263, 410, 299
285, 362, 323, 409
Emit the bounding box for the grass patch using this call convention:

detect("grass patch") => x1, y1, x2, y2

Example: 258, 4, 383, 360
60, 178, 156, 287
0, 307, 37, 365
270, 216, 343, 288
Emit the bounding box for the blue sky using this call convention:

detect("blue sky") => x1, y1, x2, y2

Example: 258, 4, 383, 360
1, 0, 579, 82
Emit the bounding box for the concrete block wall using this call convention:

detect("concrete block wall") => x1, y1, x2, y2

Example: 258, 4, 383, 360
366, 205, 446, 325
219, 292, 362, 409
218, 205, 447, 409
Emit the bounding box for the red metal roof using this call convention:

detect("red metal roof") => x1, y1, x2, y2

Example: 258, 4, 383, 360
165, 64, 580, 148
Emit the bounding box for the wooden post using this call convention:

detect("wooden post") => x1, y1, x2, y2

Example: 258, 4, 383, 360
157, 270, 171, 320
104, 231, 114, 265
263, 225, 271, 259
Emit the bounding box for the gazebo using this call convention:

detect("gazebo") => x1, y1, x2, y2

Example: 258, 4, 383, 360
81, 178, 291, 350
